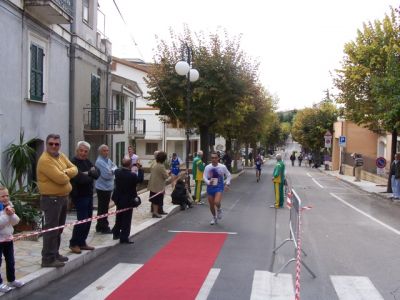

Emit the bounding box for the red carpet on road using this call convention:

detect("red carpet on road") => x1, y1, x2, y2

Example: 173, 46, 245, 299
106, 232, 227, 300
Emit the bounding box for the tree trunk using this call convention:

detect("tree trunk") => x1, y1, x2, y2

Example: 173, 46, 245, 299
199, 125, 210, 164
387, 128, 397, 193
225, 138, 232, 153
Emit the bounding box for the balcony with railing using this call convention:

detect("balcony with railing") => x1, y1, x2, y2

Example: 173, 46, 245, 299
24, 0, 73, 24
165, 127, 199, 140
83, 108, 125, 135
128, 119, 146, 139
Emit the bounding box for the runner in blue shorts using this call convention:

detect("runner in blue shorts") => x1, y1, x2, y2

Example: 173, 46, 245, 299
203, 151, 232, 225
255, 154, 262, 182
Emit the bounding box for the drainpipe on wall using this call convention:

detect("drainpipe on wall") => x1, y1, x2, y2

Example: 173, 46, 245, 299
68, 5, 77, 158
106, 54, 112, 158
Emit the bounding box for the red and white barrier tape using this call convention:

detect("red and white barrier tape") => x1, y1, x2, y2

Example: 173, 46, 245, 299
8, 189, 167, 243
286, 191, 293, 208
294, 204, 303, 300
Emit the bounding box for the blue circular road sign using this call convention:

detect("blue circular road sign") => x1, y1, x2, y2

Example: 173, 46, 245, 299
376, 157, 386, 168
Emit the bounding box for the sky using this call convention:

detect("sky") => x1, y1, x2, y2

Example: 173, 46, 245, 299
98, 0, 399, 111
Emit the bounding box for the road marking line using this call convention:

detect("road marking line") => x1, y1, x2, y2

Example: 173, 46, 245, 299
330, 193, 400, 235
228, 197, 241, 211
306, 173, 312, 177
250, 270, 294, 300
312, 178, 324, 188
195, 268, 221, 300
70, 263, 142, 299
331, 192, 371, 196
321, 186, 346, 189
168, 230, 238, 235
331, 275, 384, 300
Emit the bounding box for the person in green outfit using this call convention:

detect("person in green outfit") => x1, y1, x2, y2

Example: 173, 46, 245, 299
192, 150, 205, 204
271, 153, 285, 208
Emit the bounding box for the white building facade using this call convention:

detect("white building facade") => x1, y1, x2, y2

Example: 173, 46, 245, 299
111, 58, 200, 168
0, 0, 73, 182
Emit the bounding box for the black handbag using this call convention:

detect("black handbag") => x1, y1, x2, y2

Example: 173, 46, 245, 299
131, 195, 142, 208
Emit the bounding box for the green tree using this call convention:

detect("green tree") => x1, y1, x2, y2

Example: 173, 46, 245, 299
278, 110, 297, 124
292, 102, 338, 154
334, 8, 400, 191
146, 27, 262, 160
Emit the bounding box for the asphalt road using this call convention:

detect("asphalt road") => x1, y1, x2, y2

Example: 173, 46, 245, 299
21, 152, 400, 299
286, 163, 400, 300
23, 163, 281, 300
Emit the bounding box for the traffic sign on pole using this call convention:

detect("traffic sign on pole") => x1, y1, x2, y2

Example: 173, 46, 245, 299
324, 131, 332, 148
375, 157, 386, 168
339, 136, 346, 147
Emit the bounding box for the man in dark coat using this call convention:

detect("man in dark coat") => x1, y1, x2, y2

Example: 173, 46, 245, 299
69, 141, 99, 254
111, 157, 138, 244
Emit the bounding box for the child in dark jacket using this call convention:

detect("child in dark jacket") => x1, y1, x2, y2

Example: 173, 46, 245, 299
171, 179, 193, 210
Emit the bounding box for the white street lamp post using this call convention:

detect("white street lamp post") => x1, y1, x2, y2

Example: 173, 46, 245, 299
175, 44, 199, 191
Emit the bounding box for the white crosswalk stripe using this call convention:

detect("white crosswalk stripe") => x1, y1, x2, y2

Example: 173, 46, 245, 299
331, 275, 384, 300
195, 268, 221, 300
70, 263, 142, 300
250, 270, 295, 300
69, 264, 385, 300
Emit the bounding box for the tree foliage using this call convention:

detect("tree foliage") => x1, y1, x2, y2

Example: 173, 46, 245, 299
291, 102, 338, 152
278, 110, 297, 124
145, 27, 275, 158
334, 8, 400, 133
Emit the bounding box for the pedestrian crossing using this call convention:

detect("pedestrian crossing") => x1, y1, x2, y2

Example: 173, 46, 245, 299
69, 263, 384, 300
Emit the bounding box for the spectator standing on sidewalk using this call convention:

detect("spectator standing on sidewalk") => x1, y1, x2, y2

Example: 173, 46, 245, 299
0, 186, 24, 292
352, 153, 364, 182
304, 153, 309, 167
271, 153, 285, 208
308, 153, 313, 167
111, 157, 138, 244
37, 133, 78, 268
203, 151, 232, 225
192, 150, 205, 204
290, 152, 296, 166
392, 153, 400, 200
126, 145, 140, 174
298, 153, 303, 166
150, 150, 159, 169
95, 144, 117, 234
255, 154, 263, 182
248, 151, 253, 166
69, 141, 99, 254
148, 151, 173, 218
222, 150, 232, 172
169, 153, 183, 189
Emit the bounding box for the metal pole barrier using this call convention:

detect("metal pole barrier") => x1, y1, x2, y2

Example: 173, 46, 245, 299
273, 188, 316, 278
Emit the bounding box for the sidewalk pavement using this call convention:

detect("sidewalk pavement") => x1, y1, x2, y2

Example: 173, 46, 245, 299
1, 171, 244, 299
318, 168, 393, 201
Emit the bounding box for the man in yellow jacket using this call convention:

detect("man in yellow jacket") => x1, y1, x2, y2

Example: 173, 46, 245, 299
37, 133, 77, 268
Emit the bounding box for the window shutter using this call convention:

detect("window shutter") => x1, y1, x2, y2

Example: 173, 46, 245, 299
30, 44, 44, 101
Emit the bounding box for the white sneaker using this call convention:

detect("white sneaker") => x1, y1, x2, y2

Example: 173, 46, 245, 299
210, 217, 218, 225
217, 208, 223, 220
0, 283, 12, 293
8, 280, 24, 288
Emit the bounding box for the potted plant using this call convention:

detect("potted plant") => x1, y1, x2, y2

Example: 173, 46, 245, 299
0, 173, 40, 232
1, 131, 41, 232
3, 131, 36, 192
12, 199, 41, 232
